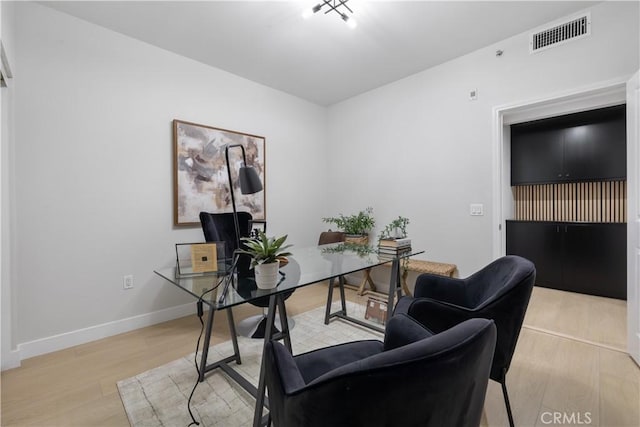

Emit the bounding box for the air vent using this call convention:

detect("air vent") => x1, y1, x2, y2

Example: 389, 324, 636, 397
530, 12, 591, 53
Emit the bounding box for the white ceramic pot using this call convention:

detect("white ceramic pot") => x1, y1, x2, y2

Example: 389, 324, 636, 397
392, 228, 404, 239
255, 260, 280, 289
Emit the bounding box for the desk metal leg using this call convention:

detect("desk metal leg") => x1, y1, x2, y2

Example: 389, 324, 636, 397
326, 273, 385, 334
324, 276, 348, 326
324, 277, 336, 325
396, 262, 403, 302
326, 260, 405, 334
338, 275, 347, 314
226, 308, 241, 365
387, 259, 401, 318
253, 294, 278, 427
198, 307, 242, 382
198, 304, 263, 411
199, 306, 216, 382
276, 297, 292, 353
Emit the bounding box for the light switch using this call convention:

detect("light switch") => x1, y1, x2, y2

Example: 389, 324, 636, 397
470, 204, 484, 216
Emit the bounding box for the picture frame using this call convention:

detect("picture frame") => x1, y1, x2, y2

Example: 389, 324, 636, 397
173, 120, 266, 226
190, 243, 218, 273
175, 242, 227, 277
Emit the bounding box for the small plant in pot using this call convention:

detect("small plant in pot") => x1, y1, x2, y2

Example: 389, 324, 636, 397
238, 231, 293, 289
322, 207, 375, 245
378, 216, 410, 240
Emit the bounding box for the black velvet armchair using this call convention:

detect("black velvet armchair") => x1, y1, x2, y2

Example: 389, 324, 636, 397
264, 314, 497, 427
394, 255, 536, 427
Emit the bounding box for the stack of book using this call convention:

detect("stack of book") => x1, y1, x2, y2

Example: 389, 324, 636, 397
378, 237, 412, 261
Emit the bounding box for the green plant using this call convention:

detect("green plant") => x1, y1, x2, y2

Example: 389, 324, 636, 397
238, 231, 293, 268
378, 216, 410, 240
322, 207, 375, 235
321, 242, 376, 257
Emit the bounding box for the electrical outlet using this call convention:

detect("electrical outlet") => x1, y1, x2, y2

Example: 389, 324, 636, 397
470, 204, 484, 216
123, 275, 134, 290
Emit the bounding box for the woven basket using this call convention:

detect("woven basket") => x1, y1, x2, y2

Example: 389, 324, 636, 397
344, 235, 369, 246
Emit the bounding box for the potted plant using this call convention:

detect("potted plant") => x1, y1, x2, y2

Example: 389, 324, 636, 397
378, 216, 410, 240
238, 231, 293, 289
322, 207, 375, 245
378, 216, 411, 276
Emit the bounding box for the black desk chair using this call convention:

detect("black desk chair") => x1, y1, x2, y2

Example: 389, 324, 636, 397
199, 211, 294, 338
265, 314, 497, 427
394, 255, 536, 427
199, 211, 254, 275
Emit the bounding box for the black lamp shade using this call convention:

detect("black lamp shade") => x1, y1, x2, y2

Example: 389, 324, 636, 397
238, 166, 263, 195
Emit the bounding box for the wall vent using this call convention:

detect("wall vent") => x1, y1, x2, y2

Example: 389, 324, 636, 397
530, 12, 591, 53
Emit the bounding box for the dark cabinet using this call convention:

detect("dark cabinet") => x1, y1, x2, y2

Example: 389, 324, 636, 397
506, 221, 563, 288
511, 129, 564, 184
506, 221, 626, 299
562, 223, 626, 298
562, 117, 626, 181
511, 105, 626, 185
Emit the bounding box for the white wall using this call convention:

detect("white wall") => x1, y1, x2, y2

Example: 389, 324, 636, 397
11, 2, 327, 354
7, 1, 640, 363
327, 2, 639, 277
1, 0, 17, 369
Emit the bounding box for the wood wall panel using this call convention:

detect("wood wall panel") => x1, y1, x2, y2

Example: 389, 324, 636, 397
512, 181, 626, 223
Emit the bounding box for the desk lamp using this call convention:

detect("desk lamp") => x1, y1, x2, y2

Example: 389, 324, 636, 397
218, 143, 263, 303
225, 143, 263, 246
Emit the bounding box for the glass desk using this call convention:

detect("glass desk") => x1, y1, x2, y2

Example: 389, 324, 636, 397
155, 243, 423, 426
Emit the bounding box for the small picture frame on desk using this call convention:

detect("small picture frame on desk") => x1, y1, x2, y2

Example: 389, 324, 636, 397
191, 244, 217, 273
175, 242, 226, 277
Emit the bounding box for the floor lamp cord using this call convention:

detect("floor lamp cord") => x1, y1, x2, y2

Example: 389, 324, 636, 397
187, 278, 223, 427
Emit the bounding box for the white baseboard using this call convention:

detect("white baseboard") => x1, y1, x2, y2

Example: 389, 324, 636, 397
1, 349, 22, 371
14, 302, 195, 363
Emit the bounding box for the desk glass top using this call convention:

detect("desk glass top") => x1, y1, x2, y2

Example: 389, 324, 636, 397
155, 243, 424, 310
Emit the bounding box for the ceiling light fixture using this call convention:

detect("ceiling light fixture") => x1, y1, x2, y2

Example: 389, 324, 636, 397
302, 0, 358, 28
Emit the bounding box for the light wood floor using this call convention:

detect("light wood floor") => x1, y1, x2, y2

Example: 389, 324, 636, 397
1, 284, 638, 426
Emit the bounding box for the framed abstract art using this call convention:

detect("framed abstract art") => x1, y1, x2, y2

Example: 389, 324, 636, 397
173, 120, 266, 226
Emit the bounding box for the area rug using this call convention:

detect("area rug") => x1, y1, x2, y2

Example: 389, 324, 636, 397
117, 302, 382, 426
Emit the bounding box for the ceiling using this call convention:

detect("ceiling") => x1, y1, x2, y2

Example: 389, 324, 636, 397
43, 1, 597, 106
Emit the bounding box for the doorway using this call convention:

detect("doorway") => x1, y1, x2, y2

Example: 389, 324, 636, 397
491, 76, 638, 364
